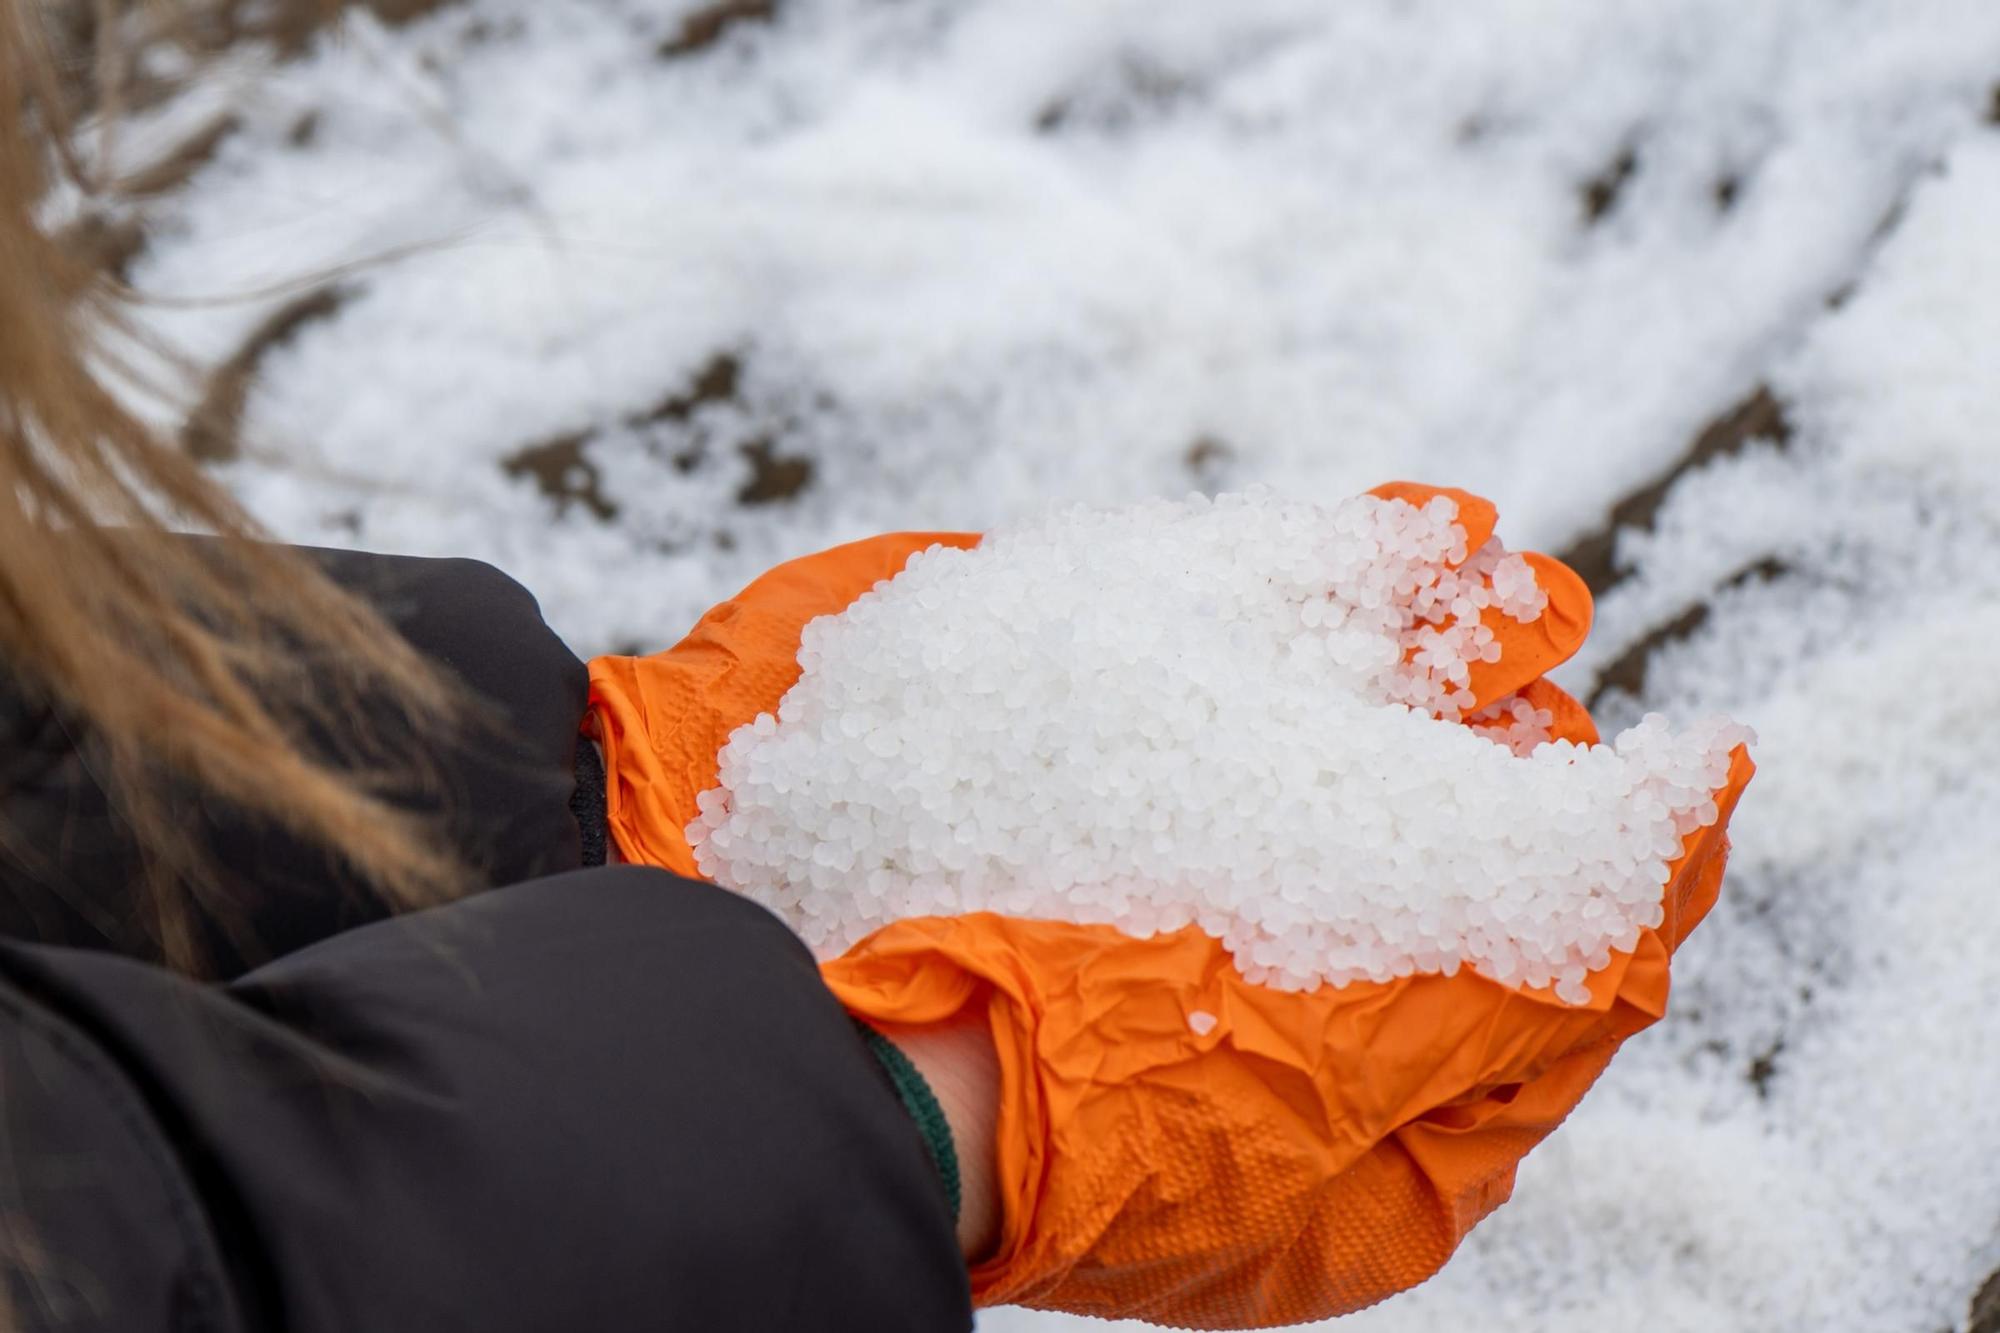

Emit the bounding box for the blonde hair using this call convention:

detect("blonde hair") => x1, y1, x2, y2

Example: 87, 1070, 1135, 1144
1, 0, 467, 976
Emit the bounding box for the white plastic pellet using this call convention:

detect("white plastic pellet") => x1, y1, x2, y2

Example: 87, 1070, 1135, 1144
687, 490, 1751, 1003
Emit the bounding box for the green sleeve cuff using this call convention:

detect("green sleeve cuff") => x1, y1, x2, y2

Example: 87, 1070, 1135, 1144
852, 1018, 962, 1225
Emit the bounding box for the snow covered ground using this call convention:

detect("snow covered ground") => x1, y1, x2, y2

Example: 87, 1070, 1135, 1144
101, 1, 2000, 1327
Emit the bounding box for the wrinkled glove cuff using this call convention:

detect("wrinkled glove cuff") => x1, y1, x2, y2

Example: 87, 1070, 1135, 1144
853, 1018, 961, 1225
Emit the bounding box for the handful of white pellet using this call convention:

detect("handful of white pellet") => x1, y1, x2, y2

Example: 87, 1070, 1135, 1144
687, 490, 1751, 1005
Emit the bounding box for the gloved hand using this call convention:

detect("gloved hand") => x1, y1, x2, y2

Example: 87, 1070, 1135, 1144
588, 486, 1754, 1329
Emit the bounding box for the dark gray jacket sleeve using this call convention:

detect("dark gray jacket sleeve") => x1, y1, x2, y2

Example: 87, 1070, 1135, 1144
0, 548, 592, 979
0, 866, 971, 1333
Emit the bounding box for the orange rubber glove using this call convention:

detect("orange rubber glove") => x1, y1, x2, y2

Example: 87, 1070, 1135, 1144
588, 486, 1754, 1329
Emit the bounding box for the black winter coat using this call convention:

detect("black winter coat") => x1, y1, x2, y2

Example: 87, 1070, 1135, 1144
0, 548, 971, 1332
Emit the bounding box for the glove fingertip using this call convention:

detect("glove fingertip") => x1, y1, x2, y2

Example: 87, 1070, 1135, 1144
1521, 552, 1595, 664
1367, 481, 1499, 559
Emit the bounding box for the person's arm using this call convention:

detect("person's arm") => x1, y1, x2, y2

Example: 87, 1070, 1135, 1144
0, 865, 971, 1332
0, 547, 596, 977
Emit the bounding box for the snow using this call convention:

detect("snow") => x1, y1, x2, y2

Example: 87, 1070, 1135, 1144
113, 0, 2000, 1327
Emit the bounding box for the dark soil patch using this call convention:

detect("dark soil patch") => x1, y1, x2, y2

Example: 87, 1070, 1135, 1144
42, 3, 180, 120
735, 438, 814, 505
41, 0, 463, 288
658, 0, 776, 59
55, 212, 149, 284
635, 352, 742, 425
1035, 57, 1198, 135
1563, 382, 1799, 709
1588, 603, 1709, 709
119, 113, 241, 197
1969, 1266, 2000, 1333
1581, 144, 1639, 224
39, 108, 240, 288
499, 350, 814, 518
460, 16, 525, 47
1184, 435, 1234, 495
1555, 384, 1792, 598
1869, 192, 1914, 252
53, 0, 460, 90
501, 431, 619, 521
1584, 556, 1789, 710
1987, 83, 2000, 126
226, 0, 461, 57
1713, 172, 1741, 213
182, 285, 353, 462
634, 352, 813, 505
1745, 1038, 1783, 1099
1823, 170, 1934, 313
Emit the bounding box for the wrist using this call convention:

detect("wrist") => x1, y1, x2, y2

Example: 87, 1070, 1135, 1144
867, 1013, 1002, 1265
